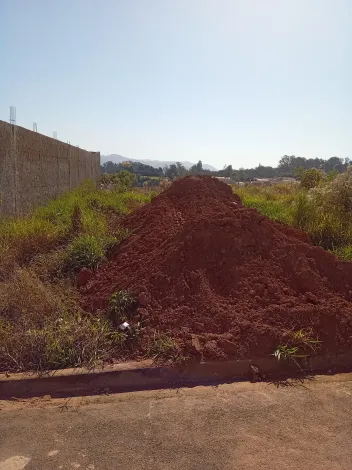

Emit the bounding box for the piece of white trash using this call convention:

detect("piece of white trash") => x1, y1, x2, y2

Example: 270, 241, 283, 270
119, 321, 130, 331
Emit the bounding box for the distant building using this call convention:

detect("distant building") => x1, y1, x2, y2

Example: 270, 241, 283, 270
215, 177, 239, 185
250, 177, 298, 186
215, 176, 298, 186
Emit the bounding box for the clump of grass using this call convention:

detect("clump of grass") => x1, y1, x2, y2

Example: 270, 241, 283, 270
64, 234, 115, 272
272, 329, 321, 373
149, 333, 179, 360
292, 329, 321, 353
272, 345, 303, 362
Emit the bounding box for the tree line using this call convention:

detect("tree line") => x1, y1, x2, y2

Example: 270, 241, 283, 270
101, 155, 351, 182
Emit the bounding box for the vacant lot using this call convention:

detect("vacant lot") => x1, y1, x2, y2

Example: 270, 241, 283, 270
1, 172, 352, 373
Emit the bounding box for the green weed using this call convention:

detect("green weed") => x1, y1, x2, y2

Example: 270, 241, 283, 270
148, 332, 179, 360
272, 329, 322, 374
292, 329, 322, 353
109, 290, 137, 325
272, 345, 304, 361
64, 235, 107, 272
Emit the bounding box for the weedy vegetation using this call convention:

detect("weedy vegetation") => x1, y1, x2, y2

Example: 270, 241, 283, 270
108, 290, 137, 325
1, 167, 352, 373
272, 329, 322, 374
235, 167, 352, 258
0, 181, 152, 372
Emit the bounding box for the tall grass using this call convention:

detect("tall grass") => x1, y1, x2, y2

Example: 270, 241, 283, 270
292, 192, 352, 249
0, 181, 151, 263
0, 181, 152, 372
235, 182, 352, 260
235, 183, 297, 225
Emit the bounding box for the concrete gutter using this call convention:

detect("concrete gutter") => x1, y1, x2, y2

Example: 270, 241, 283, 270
0, 353, 351, 400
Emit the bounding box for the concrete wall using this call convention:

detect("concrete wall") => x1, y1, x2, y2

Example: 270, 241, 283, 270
0, 120, 100, 216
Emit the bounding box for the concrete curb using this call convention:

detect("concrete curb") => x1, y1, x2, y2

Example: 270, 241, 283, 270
0, 353, 351, 399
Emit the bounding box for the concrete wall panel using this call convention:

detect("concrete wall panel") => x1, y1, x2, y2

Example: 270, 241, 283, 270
0, 121, 100, 216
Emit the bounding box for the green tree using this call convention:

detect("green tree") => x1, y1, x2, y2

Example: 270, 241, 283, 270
114, 170, 137, 191
190, 160, 203, 174
176, 162, 188, 177
164, 162, 188, 179
294, 166, 304, 179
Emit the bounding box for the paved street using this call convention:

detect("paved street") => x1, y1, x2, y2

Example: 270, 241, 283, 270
0, 374, 352, 470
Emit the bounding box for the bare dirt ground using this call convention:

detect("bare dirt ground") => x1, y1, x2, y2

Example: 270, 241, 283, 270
0, 374, 352, 469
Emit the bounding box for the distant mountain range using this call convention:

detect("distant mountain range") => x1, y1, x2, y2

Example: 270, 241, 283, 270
101, 154, 217, 171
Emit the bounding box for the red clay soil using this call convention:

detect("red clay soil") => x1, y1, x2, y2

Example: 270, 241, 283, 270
81, 177, 352, 360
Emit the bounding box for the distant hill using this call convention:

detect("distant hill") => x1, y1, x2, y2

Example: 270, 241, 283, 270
101, 154, 217, 171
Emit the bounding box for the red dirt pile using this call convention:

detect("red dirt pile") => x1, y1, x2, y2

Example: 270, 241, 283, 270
82, 177, 352, 359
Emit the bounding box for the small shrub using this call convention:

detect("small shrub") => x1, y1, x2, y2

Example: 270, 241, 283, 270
292, 329, 321, 353
300, 168, 324, 190
0, 217, 64, 265
326, 169, 339, 182
107, 228, 130, 248
293, 168, 352, 247
293, 193, 350, 248
109, 290, 136, 325
114, 171, 137, 192
309, 166, 352, 216
159, 178, 172, 191
64, 235, 105, 272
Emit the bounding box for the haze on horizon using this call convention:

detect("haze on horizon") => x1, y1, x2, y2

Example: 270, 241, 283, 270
1, 0, 351, 169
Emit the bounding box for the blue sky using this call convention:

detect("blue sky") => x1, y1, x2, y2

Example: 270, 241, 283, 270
1, 0, 351, 169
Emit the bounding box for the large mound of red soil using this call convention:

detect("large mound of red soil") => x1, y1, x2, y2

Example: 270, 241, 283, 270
82, 177, 352, 359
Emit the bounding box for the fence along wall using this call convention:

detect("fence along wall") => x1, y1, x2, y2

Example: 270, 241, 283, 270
0, 120, 100, 216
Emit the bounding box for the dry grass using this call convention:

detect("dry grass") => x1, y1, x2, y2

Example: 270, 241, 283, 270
0, 182, 153, 372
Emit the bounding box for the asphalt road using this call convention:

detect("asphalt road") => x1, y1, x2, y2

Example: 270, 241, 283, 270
0, 374, 352, 470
